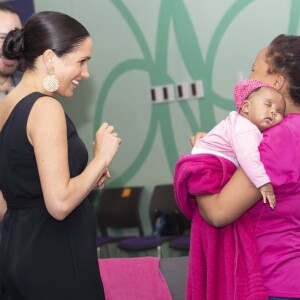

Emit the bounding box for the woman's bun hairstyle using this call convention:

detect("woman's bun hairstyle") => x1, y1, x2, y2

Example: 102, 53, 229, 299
3, 28, 25, 60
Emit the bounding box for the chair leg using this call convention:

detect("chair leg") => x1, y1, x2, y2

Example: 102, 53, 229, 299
104, 245, 111, 257
117, 248, 122, 258
97, 245, 112, 258
157, 245, 162, 258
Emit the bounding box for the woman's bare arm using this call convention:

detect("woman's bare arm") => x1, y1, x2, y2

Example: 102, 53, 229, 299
196, 167, 261, 227
28, 97, 120, 221
0, 191, 7, 221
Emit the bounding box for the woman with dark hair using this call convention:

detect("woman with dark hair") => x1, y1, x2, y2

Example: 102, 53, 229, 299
176, 34, 300, 300
0, 11, 121, 299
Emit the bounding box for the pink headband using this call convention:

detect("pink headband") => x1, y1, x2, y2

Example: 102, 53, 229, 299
234, 79, 274, 112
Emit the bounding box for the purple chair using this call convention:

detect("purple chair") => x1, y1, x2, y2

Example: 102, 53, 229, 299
169, 234, 190, 252
117, 184, 187, 258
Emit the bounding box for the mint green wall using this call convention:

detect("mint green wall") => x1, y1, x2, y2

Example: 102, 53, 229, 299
33, 0, 300, 233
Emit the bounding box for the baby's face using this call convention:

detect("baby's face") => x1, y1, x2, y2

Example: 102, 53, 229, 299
243, 87, 285, 132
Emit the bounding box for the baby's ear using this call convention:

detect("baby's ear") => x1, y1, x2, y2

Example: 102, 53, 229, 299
241, 100, 250, 113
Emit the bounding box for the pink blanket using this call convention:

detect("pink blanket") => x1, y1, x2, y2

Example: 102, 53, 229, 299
174, 154, 267, 300
98, 257, 172, 300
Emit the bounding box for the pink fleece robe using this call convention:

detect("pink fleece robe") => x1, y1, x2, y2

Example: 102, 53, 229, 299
173, 153, 267, 300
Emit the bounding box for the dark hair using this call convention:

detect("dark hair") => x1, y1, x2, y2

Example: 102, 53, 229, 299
0, 3, 18, 14
266, 34, 300, 105
2, 11, 90, 70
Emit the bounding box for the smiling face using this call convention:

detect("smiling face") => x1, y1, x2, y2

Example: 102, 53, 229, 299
53, 37, 93, 97
241, 86, 285, 132
0, 10, 22, 77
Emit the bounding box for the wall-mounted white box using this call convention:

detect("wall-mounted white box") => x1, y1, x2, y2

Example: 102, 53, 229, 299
150, 86, 162, 103
150, 85, 175, 103
176, 82, 190, 100
190, 80, 204, 98
150, 81, 204, 103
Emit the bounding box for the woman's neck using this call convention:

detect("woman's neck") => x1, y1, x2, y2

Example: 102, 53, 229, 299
285, 97, 300, 115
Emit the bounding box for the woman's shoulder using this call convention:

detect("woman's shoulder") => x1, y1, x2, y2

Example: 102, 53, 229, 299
31, 93, 64, 115
28, 93, 65, 128
263, 114, 300, 141
11, 92, 63, 113
31, 93, 61, 105
283, 113, 300, 128
260, 114, 300, 186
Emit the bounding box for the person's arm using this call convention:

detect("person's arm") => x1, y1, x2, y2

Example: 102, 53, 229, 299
196, 167, 261, 227
0, 190, 7, 221
28, 96, 121, 221
231, 117, 270, 190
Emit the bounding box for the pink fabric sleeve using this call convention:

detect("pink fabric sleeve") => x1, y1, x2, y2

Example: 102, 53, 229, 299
259, 121, 300, 187
232, 119, 270, 188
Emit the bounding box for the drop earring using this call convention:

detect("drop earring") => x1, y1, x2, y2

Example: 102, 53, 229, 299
43, 65, 59, 92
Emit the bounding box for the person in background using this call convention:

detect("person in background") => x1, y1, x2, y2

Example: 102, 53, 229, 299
0, 5, 22, 298
191, 78, 285, 209
0, 4, 22, 100
187, 34, 300, 299
0, 11, 121, 299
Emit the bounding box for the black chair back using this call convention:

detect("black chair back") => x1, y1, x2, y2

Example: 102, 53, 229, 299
96, 186, 144, 237
149, 184, 187, 236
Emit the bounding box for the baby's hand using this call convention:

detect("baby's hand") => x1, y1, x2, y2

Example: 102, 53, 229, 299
260, 183, 276, 209
190, 132, 207, 147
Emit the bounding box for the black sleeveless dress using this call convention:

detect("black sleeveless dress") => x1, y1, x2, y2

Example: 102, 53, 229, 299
0, 93, 105, 300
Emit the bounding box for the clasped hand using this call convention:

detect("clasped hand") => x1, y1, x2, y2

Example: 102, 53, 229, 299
93, 122, 122, 189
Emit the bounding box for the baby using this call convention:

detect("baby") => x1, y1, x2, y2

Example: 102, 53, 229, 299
192, 79, 285, 208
